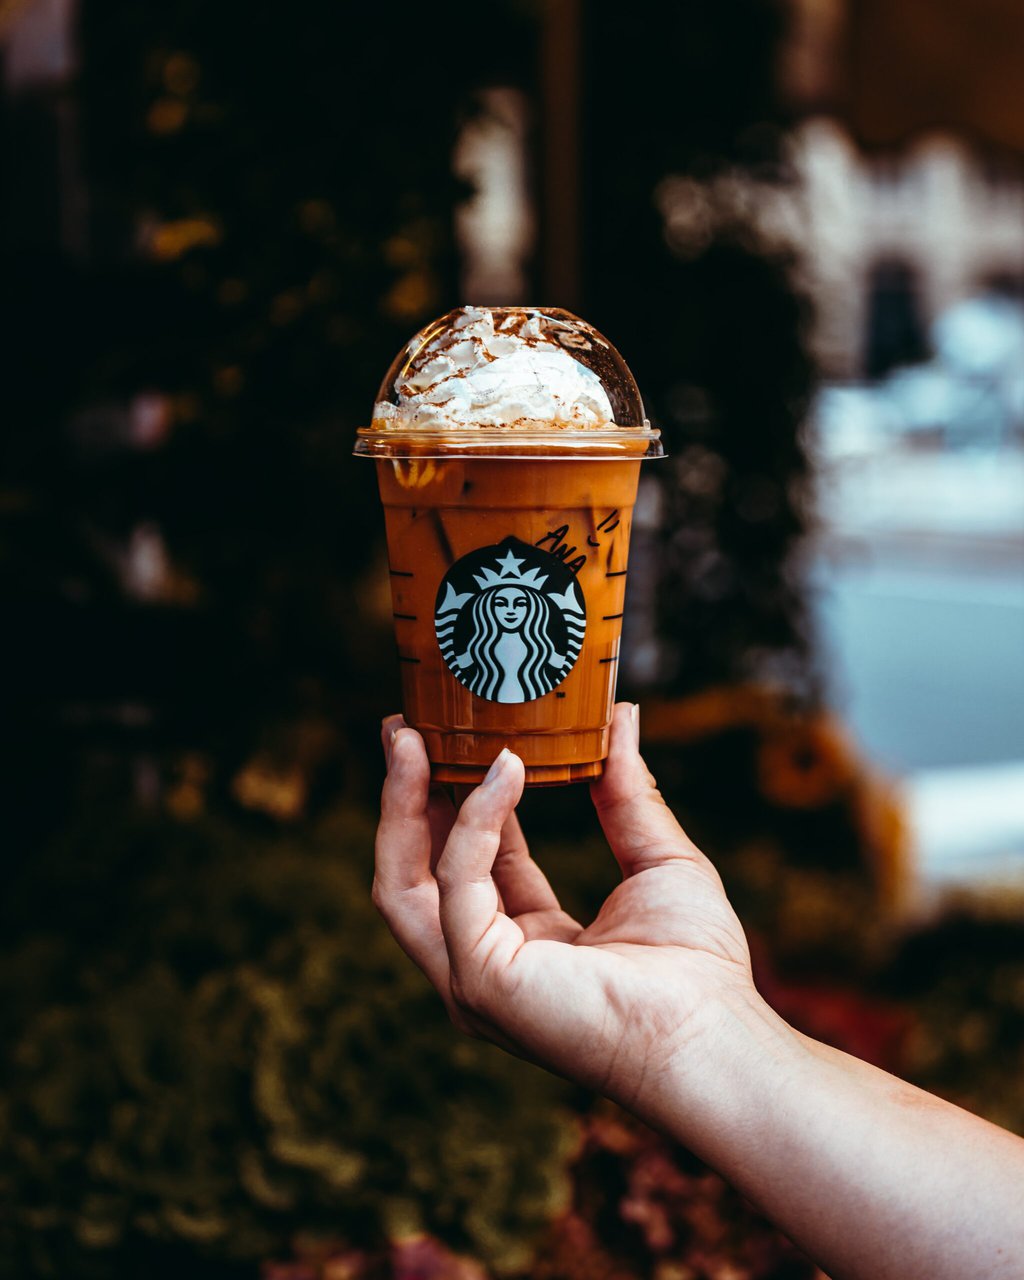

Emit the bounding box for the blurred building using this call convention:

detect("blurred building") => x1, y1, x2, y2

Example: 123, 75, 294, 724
655, 119, 1024, 383
793, 120, 1024, 378
781, 0, 1024, 378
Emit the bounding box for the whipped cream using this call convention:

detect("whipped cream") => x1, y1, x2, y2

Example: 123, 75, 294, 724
373, 306, 616, 430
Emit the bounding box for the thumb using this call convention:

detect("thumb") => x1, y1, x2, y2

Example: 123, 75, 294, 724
435, 748, 527, 994
591, 703, 712, 879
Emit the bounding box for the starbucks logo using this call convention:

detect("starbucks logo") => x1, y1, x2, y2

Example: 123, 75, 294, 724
435, 536, 587, 703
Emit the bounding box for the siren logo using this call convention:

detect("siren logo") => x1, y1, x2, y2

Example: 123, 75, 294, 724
435, 536, 586, 703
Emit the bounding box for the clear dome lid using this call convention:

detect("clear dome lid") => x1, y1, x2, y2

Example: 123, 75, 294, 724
354, 306, 663, 459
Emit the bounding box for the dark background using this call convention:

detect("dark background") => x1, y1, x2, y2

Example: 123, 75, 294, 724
1, 2, 1022, 1277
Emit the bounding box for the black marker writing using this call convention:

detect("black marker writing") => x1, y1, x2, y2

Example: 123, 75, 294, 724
535, 525, 587, 576
538, 509, 621, 573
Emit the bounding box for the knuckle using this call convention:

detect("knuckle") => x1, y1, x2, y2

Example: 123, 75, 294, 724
455, 819, 502, 850
597, 777, 661, 819
433, 865, 458, 896
449, 970, 486, 1016
435, 861, 493, 898
458, 792, 505, 834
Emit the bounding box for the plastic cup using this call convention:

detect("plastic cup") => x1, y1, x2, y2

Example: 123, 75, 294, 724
355, 308, 663, 785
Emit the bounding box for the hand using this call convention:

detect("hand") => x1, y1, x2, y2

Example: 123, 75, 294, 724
375, 706, 1024, 1280
372, 703, 757, 1120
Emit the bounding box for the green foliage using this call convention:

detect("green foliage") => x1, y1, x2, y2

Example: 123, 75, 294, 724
2, 0, 536, 852
265, 1105, 822, 1280
0, 807, 575, 1277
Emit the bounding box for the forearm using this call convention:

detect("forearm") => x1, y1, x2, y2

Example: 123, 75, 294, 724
638, 991, 1024, 1280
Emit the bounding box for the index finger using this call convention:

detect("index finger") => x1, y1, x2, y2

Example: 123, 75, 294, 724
373, 728, 451, 990
376, 727, 435, 893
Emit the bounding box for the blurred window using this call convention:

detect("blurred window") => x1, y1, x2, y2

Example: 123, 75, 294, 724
864, 259, 929, 378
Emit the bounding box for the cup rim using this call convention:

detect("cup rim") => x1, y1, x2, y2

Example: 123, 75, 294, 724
353, 426, 665, 460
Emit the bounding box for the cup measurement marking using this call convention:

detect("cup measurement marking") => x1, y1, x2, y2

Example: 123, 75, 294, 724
587, 510, 620, 547
602, 612, 624, 620
390, 569, 414, 578
606, 569, 628, 578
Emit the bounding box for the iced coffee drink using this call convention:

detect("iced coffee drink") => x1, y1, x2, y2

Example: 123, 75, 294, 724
355, 306, 663, 785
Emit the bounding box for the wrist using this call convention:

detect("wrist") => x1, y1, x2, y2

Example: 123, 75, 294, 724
626, 977, 806, 1157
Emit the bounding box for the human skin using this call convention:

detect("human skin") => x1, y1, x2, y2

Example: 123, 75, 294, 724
373, 703, 1024, 1280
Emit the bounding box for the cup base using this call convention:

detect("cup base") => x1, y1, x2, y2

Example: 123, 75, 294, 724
422, 725, 609, 789
431, 759, 604, 787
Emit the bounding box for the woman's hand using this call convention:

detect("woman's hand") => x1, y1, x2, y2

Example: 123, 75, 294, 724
372, 702, 757, 1117
373, 702, 1024, 1280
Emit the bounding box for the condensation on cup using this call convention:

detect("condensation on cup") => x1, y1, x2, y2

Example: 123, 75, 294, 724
354, 306, 664, 786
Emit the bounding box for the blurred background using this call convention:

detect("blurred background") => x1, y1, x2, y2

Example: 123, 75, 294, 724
1, 1, 1022, 1277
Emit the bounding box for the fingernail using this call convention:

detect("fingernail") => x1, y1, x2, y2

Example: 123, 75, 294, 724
482, 747, 510, 786
631, 703, 641, 746
386, 728, 398, 767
